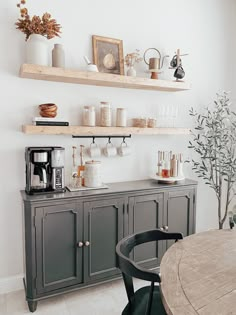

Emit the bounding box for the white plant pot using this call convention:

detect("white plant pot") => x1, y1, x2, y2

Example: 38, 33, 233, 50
26, 34, 49, 66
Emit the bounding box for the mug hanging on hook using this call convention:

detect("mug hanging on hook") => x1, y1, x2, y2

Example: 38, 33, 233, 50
169, 49, 188, 81
143, 48, 169, 79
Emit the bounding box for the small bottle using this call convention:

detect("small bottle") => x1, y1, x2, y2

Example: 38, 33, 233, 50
83, 106, 96, 126
52, 44, 65, 68
171, 154, 178, 177
116, 108, 127, 127
100, 101, 112, 127
77, 145, 85, 185
162, 151, 171, 178
177, 153, 184, 177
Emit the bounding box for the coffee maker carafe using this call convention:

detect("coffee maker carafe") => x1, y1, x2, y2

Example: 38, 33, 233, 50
31, 151, 48, 190
25, 147, 65, 195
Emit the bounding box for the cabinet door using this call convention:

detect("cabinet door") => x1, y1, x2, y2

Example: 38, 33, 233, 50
35, 202, 83, 294
165, 189, 195, 248
83, 198, 124, 282
128, 193, 164, 268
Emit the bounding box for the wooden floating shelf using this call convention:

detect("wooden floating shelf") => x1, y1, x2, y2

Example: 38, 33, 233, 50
22, 125, 190, 136
19, 64, 191, 92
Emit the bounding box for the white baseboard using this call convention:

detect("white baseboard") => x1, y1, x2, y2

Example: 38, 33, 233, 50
0, 275, 24, 294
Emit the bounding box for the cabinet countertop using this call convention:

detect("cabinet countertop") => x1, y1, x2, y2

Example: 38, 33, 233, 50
21, 179, 197, 203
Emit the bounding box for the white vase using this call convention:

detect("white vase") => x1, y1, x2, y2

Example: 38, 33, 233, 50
127, 66, 136, 77
26, 34, 49, 66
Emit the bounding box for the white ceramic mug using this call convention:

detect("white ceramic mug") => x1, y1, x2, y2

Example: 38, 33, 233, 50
103, 142, 117, 157
87, 143, 101, 158
117, 142, 131, 157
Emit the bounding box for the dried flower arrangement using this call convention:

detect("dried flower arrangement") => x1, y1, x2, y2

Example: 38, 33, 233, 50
124, 50, 143, 67
15, 0, 61, 41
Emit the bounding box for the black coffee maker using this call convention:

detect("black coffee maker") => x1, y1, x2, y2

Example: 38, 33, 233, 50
25, 147, 65, 195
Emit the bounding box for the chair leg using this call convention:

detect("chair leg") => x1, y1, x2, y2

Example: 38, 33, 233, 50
122, 272, 134, 305
145, 281, 155, 315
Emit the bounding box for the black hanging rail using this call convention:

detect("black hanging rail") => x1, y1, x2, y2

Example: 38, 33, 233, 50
72, 135, 131, 140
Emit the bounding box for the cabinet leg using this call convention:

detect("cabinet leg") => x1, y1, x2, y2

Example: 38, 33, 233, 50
28, 301, 38, 312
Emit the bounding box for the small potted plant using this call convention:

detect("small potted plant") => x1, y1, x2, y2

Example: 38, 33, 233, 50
188, 92, 236, 229
124, 49, 142, 77
15, 0, 62, 65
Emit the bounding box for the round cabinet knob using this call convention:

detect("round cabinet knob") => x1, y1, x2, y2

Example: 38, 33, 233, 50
163, 226, 169, 231
159, 227, 164, 231
77, 242, 84, 248
85, 241, 90, 247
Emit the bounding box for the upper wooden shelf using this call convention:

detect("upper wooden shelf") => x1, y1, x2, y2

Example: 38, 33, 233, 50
22, 125, 190, 136
19, 64, 191, 92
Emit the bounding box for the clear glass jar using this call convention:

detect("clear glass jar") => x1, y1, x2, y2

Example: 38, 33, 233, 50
116, 108, 127, 127
100, 102, 111, 127
83, 106, 96, 126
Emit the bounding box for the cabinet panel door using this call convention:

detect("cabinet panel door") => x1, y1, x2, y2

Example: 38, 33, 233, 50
35, 202, 83, 294
128, 193, 164, 268
84, 198, 124, 282
165, 189, 195, 248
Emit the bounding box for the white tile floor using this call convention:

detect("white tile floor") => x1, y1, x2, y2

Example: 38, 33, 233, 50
0, 279, 145, 315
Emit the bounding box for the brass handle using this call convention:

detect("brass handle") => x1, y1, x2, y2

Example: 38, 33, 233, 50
77, 242, 84, 248
163, 226, 169, 231
85, 241, 90, 247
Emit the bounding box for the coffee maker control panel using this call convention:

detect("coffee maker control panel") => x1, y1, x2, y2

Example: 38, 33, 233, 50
52, 168, 65, 190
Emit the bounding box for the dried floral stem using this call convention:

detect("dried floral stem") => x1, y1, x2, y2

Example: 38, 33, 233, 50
15, 0, 61, 41
124, 49, 142, 67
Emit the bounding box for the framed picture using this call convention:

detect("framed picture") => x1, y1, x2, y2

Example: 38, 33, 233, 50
92, 35, 124, 75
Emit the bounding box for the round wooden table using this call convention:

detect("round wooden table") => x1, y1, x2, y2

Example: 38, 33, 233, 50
160, 229, 236, 315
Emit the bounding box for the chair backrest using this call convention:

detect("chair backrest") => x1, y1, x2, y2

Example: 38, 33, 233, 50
116, 229, 183, 313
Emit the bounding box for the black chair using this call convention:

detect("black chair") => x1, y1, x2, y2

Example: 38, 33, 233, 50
116, 229, 183, 315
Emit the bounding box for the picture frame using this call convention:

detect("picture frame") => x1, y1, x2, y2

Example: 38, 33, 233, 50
92, 35, 124, 75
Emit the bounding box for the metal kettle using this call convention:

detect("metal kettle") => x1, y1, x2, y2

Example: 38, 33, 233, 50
144, 48, 169, 79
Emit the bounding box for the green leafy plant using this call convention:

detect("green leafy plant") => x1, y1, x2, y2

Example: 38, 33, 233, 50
188, 92, 236, 229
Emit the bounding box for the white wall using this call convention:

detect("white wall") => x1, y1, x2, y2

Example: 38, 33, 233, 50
0, 0, 235, 291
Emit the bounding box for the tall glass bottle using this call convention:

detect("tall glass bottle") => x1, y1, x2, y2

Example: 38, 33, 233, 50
77, 145, 85, 186
162, 151, 171, 178
71, 146, 78, 187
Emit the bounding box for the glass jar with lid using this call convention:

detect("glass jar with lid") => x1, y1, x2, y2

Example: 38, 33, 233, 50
116, 108, 127, 127
83, 105, 96, 126
100, 101, 111, 127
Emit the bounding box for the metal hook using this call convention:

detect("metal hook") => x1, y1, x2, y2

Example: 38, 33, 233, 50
123, 137, 126, 144
108, 137, 111, 144
92, 137, 95, 144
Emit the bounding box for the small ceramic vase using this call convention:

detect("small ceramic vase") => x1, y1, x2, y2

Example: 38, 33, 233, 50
52, 44, 65, 68
127, 66, 136, 77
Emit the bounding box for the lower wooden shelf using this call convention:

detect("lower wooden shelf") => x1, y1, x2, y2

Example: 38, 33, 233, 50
22, 125, 190, 136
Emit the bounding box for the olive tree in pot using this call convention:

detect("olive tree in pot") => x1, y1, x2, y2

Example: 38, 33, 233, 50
188, 92, 236, 229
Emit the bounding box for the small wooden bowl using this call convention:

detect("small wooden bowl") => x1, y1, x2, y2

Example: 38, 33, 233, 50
39, 103, 57, 118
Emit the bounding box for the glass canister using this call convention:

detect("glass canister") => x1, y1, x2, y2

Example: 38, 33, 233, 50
100, 101, 111, 127
116, 108, 127, 127
84, 160, 102, 188
83, 106, 96, 126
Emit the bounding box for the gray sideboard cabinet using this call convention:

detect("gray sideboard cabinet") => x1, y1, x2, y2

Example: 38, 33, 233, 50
21, 179, 197, 312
